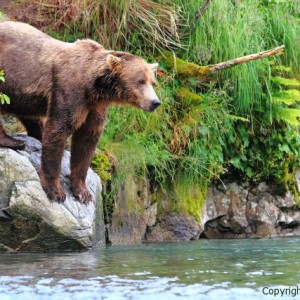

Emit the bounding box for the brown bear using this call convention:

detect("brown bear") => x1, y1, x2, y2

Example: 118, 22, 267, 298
0, 21, 160, 204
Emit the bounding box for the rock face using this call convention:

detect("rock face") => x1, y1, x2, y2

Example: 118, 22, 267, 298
145, 213, 202, 242
3, 134, 299, 249
0, 135, 105, 252
109, 174, 300, 244
202, 179, 300, 238
107, 175, 157, 245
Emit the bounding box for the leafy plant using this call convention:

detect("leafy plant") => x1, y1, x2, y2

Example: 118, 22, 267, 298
38, 0, 300, 217
0, 70, 10, 105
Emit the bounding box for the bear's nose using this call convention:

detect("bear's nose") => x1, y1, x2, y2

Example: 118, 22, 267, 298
150, 99, 161, 112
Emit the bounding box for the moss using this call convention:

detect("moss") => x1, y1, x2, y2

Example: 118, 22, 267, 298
91, 151, 112, 183
173, 178, 207, 221
279, 164, 300, 205
156, 176, 207, 221
175, 87, 203, 106
0, 11, 9, 22
161, 51, 211, 78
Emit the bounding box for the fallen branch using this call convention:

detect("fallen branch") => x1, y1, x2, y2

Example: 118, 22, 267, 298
209, 45, 285, 73
162, 45, 285, 78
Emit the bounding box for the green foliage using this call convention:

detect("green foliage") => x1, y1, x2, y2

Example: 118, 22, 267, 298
177, 0, 300, 114
225, 61, 300, 198
0, 70, 10, 105
272, 89, 300, 105
271, 76, 300, 88
275, 108, 300, 126
40, 0, 300, 216
91, 151, 112, 184
179, 0, 269, 112
226, 123, 300, 182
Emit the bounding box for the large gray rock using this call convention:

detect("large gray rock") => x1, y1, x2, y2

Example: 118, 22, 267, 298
201, 177, 300, 239
145, 213, 202, 242
0, 135, 105, 252
144, 175, 300, 241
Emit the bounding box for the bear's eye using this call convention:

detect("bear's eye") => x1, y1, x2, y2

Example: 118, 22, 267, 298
138, 79, 146, 85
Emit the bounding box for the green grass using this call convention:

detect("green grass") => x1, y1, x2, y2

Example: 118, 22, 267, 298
37, 0, 300, 216
175, 0, 300, 114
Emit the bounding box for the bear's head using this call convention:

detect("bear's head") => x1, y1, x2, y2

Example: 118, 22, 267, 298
99, 53, 161, 112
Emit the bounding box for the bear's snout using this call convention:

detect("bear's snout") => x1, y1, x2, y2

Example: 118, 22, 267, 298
149, 99, 161, 112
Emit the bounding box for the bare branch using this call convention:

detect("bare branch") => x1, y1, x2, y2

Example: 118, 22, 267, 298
209, 45, 285, 73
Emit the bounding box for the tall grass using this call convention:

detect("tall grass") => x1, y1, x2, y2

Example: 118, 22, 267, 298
39, 0, 184, 52
178, 0, 300, 113
38, 0, 300, 216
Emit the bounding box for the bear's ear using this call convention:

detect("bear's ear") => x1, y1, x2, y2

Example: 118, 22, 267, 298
149, 63, 159, 73
107, 54, 121, 70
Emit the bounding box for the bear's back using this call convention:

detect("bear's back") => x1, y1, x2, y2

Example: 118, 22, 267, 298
0, 22, 70, 101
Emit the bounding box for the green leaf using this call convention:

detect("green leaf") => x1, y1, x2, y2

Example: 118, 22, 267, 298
275, 107, 300, 126
271, 76, 300, 88
273, 89, 300, 105
0, 93, 10, 105
278, 143, 290, 153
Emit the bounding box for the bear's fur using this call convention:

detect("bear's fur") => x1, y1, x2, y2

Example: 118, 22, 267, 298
0, 21, 160, 203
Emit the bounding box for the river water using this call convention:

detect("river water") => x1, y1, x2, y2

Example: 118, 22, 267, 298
0, 238, 300, 299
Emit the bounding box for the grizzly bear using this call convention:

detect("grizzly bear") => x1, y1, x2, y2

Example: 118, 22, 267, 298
0, 21, 160, 204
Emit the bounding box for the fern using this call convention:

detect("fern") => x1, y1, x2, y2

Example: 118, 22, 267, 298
270, 65, 300, 126
0, 70, 10, 105
272, 65, 292, 76
273, 89, 300, 105
271, 76, 300, 88
275, 107, 300, 126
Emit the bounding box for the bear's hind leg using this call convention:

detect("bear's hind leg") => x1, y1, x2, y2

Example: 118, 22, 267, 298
19, 117, 44, 141
0, 123, 25, 150
39, 118, 71, 203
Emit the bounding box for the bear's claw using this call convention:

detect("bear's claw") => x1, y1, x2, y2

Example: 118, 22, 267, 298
76, 190, 92, 205
46, 187, 66, 203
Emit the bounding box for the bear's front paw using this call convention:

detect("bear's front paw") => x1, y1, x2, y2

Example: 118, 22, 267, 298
45, 186, 66, 203
77, 189, 92, 205
39, 170, 66, 203
72, 185, 92, 204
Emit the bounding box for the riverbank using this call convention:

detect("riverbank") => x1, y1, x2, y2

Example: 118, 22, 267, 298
0, 1, 300, 248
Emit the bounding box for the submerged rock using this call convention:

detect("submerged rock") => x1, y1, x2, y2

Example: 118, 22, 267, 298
0, 135, 105, 252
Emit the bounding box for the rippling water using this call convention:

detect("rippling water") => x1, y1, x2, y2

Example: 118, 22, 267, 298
1, 238, 300, 299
